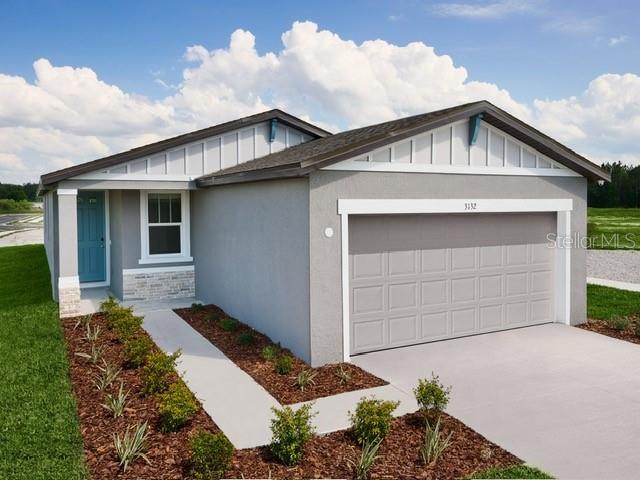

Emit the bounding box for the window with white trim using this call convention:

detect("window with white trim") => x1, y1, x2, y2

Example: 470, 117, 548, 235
140, 191, 191, 264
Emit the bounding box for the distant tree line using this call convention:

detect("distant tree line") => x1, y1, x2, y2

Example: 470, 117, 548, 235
0, 183, 40, 202
589, 162, 640, 208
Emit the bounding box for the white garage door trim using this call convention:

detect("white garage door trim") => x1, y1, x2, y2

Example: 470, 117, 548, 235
338, 198, 573, 361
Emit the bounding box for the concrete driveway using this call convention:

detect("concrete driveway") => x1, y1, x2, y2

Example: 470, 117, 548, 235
352, 324, 640, 479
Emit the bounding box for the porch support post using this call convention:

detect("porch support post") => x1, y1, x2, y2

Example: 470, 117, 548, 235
57, 189, 80, 318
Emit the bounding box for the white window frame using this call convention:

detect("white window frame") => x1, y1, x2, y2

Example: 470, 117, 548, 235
139, 190, 192, 264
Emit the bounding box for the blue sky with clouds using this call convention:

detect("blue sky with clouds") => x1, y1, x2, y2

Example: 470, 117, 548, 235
0, 0, 638, 183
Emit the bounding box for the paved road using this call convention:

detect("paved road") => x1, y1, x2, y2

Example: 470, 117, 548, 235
587, 249, 640, 284
354, 324, 640, 480
0, 213, 43, 246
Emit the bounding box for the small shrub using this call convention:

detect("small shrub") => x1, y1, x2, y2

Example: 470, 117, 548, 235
608, 315, 630, 331
113, 422, 150, 472
294, 369, 317, 391
104, 304, 135, 331
218, 317, 239, 332
158, 382, 199, 432
237, 333, 255, 346
261, 345, 279, 361
274, 355, 293, 375
94, 360, 121, 391
349, 397, 399, 445
206, 312, 221, 323
270, 403, 316, 465
191, 303, 205, 313
102, 381, 129, 418
414, 374, 451, 422
189, 430, 234, 480
336, 364, 351, 385
74, 314, 93, 330
123, 335, 154, 368
112, 311, 143, 342
100, 295, 119, 314
75, 343, 104, 364
142, 350, 181, 395
349, 437, 382, 480
420, 418, 452, 466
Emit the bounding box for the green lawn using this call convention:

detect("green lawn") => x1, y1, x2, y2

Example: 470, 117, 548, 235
587, 283, 640, 320
588, 208, 640, 250
0, 245, 86, 479
467, 465, 553, 479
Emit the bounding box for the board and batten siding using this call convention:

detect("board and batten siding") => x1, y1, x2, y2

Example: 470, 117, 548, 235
75, 121, 313, 180
324, 120, 579, 176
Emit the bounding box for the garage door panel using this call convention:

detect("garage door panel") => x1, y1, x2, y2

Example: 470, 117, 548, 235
388, 250, 418, 276
388, 315, 418, 345
388, 282, 417, 310
451, 308, 477, 334
350, 213, 555, 354
351, 253, 384, 279
352, 286, 384, 314
451, 277, 476, 302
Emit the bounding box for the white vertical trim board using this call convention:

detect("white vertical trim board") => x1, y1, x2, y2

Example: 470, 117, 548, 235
338, 198, 573, 361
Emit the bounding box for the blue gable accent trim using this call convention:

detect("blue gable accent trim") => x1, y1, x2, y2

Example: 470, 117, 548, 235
269, 118, 278, 142
469, 113, 484, 145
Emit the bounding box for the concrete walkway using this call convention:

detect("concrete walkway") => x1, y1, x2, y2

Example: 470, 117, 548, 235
141, 308, 415, 449
353, 324, 640, 480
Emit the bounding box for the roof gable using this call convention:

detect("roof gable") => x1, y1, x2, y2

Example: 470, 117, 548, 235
40, 109, 330, 187
197, 101, 609, 186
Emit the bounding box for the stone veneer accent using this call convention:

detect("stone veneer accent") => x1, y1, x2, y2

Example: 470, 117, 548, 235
123, 267, 195, 301
58, 283, 81, 318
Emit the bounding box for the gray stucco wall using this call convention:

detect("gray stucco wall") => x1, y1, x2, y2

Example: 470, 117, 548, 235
308, 171, 588, 366
191, 179, 311, 362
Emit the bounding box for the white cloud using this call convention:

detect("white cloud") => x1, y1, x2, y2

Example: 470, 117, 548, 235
1, 20, 638, 184
431, 0, 536, 19
543, 16, 602, 34
608, 35, 629, 46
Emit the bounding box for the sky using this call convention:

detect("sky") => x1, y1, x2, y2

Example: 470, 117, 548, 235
0, 0, 638, 184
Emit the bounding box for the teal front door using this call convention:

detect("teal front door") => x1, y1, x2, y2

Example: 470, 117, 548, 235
77, 191, 106, 283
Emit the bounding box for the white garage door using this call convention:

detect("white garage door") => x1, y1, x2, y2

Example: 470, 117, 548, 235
349, 213, 555, 354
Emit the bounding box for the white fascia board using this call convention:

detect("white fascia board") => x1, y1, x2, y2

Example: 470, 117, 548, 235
338, 198, 573, 215
71, 173, 195, 181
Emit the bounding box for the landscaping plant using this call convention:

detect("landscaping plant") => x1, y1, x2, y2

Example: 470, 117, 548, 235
349, 437, 382, 480
94, 360, 121, 391
84, 323, 101, 343
123, 334, 154, 368
294, 369, 317, 391
112, 310, 143, 342
73, 313, 93, 331
75, 343, 104, 364
414, 374, 451, 423
261, 345, 279, 361
269, 403, 316, 465
237, 332, 255, 346
206, 312, 221, 323
141, 350, 181, 395
158, 381, 199, 432
113, 421, 150, 472
189, 430, 234, 480
191, 302, 205, 313
608, 315, 630, 331
274, 354, 293, 375
99, 295, 119, 314
218, 317, 239, 332
102, 381, 129, 418
420, 417, 452, 466
336, 364, 351, 385
635, 320, 640, 338
349, 397, 399, 445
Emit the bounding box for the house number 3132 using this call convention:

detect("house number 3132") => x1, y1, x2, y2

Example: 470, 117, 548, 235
464, 202, 477, 210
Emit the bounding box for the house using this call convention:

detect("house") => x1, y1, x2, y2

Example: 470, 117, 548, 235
40, 101, 609, 366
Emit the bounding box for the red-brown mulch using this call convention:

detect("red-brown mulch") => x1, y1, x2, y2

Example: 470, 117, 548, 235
174, 304, 388, 404
63, 313, 221, 479
578, 317, 640, 344
228, 411, 522, 480
63, 311, 524, 479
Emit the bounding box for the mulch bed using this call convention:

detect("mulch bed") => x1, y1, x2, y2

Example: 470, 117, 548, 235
63, 310, 524, 479
174, 304, 387, 404
578, 317, 640, 345
228, 411, 522, 480
63, 313, 221, 479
